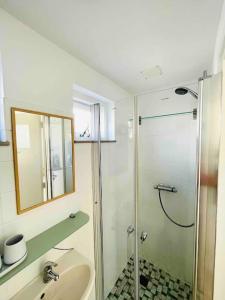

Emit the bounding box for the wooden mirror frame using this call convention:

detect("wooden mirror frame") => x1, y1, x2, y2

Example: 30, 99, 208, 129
11, 107, 75, 214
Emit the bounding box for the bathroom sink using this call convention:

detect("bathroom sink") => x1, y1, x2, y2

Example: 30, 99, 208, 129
38, 265, 91, 300
12, 250, 95, 300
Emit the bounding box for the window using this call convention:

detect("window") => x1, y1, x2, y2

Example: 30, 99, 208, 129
0, 53, 7, 143
73, 85, 115, 141
73, 101, 92, 140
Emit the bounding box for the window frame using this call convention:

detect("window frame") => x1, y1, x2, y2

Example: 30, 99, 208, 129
73, 95, 115, 142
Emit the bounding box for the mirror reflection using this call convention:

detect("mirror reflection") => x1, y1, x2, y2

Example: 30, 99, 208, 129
12, 108, 75, 214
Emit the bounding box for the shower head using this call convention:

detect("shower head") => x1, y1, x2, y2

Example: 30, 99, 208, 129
175, 87, 198, 100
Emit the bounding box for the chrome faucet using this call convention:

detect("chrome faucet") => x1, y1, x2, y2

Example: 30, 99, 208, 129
43, 261, 59, 283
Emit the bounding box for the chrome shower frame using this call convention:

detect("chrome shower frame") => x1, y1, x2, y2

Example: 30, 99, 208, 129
91, 103, 104, 300
133, 96, 140, 300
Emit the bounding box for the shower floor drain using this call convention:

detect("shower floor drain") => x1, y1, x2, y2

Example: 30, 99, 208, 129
106, 257, 192, 299
140, 274, 149, 288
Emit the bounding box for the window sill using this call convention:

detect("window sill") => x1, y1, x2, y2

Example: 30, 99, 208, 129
0, 141, 10, 146
75, 140, 116, 144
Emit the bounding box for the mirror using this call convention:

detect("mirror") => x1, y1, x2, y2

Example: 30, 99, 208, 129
11, 108, 75, 214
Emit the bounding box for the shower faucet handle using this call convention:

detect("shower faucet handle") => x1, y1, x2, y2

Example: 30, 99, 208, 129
154, 184, 177, 193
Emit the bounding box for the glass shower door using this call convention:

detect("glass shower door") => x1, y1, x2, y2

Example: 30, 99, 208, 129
96, 98, 136, 299
137, 87, 198, 300
92, 99, 135, 300
94, 76, 221, 299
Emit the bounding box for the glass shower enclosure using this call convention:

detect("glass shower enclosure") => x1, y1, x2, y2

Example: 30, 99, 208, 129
137, 87, 198, 300
92, 73, 221, 300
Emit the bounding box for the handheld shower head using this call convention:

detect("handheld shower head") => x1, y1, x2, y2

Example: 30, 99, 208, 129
175, 87, 198, 100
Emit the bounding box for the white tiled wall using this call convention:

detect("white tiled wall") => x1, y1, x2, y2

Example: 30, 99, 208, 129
0, 8, 129, 300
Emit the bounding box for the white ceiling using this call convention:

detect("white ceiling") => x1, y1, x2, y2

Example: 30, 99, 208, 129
0, 0, 223, 93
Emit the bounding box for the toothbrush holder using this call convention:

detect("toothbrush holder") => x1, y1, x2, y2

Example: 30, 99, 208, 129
3, 234, 27, 265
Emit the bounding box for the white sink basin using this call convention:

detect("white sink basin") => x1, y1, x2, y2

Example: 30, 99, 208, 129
12, 250, 95, 300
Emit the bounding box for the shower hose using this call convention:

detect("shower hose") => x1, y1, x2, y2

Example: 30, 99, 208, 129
158, 190, 194, 228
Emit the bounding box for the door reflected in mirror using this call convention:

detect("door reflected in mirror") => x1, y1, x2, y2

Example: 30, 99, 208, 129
11, 108, 75, 214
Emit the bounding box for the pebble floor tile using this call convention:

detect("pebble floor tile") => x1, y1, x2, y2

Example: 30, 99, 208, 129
106, 257, 192, 300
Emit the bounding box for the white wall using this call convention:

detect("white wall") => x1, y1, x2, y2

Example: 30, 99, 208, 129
0, 8, 129, 299
137, 84, 198, 284
0, 144, 95, 300
213, 0, 225, 74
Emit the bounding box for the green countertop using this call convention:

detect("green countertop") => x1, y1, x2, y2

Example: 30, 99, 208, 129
0, 211, 89, 285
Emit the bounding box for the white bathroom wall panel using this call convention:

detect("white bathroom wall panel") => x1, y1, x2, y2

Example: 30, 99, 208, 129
0, 8, 129, 299
138, 84, 198, 284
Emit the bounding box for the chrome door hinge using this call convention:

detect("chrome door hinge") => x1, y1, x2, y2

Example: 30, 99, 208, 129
193, 108, 197, 120
139, 116, 142, 125
199, 70, 212, 81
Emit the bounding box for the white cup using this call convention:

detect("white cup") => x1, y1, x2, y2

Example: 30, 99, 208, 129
3, 234, 27, 265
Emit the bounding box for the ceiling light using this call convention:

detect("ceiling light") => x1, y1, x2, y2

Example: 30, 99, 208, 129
140, 65, 162, 80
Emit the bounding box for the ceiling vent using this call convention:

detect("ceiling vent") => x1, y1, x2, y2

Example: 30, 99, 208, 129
140, 65, 162, 80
